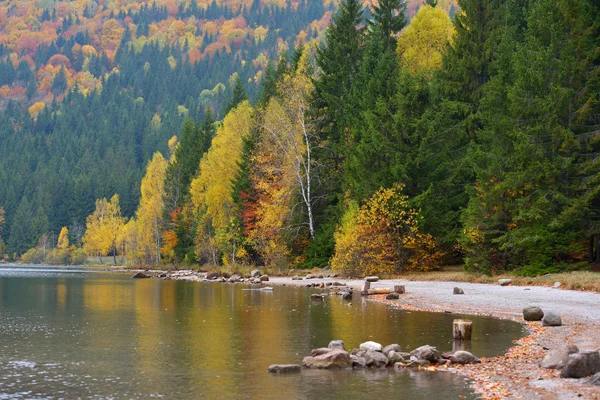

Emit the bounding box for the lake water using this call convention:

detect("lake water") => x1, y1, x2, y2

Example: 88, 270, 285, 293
0, 265, 524, 399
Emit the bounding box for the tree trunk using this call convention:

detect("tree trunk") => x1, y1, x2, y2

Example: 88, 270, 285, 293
453, 319, 473, 341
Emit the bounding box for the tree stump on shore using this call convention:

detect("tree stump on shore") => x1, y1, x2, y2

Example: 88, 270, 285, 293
394, 285, 405, 294
453, 319, 473, 341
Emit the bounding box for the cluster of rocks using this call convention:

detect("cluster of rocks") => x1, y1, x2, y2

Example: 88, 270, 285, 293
522, 305, 562, 326
540, 345, 600, 382
267, 340, 481, 374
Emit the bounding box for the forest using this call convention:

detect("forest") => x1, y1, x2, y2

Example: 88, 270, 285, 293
1, 0, 599, 277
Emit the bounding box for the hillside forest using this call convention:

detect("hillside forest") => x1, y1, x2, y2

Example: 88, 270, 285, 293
1, 0, 599, 277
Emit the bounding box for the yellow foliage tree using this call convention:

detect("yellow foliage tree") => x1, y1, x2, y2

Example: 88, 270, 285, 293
330, 185, 442, 277
397, 5, 454, 75
83, 194, 125, 264
28, 102, 45, 118
132, 152, 167, 266
190, 101, 253, 264
57, 226, 69, 250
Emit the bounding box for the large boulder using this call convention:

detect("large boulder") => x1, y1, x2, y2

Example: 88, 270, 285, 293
387, 351, 405, 365
341, 291, 353, 301
259, 275, 269, 282
542, 312, 562, 326
360, 341, 383, 352
523, 306, 544, 321
589, 372, 600, 386
228, 274, 241, 283
328, 340, 346, 351
453, 287, 464, 295
132, 272, 150, 279
411, 345, 442, 363
540, 345, 579, 369
351, 355, 366, 368
382, 344, 401, 357
561, 351, 600, 378
449, 351, 481, 364
251, 269, 261, 278
302, 349, 352, 369
267, 364, 301, 373
206, 272, 219, 280
364, 350, 389, 368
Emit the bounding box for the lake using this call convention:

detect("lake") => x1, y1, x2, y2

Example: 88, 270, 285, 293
0, 265, 524, 399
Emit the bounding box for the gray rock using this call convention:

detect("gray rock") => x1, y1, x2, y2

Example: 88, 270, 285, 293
364, 350, 388, 368
364, 276, 379, 282
386, 293, 400, 300
132, 272, 151, 279
589, 372, 600, 386
523, 306, 544, 321
206, 272, 219, 280
302, 349, 352, 369
411, 345, 442, 363
540, 345, 579, 369
328, 340, 346, 351
393, 362, 406, 369
252, 278, 261, 284
542, 311, 562, 326
438, 359, 450, 365
360, 341, 383, 352
259, 275, 269, 282
351, 355, 366, 368
553, 282, 562, 288
399, 352, 411, 359
228, 274, 241, 283
405, 360, 431, 368
341, 291, 353, 301
317, 275, 324, 279
311, 294, 325, 301
387, 351, 405, 364
498, 278, 512, 286
561, 351, 600, 378
267, 364, 301, 373
453, 287, 464, 295
449, 351, 481, 364
305, 274, 314, 280
311, 348, 332, 357
382, 344, 401, 356
251, 270, 261, 278
291, 276, 303, 280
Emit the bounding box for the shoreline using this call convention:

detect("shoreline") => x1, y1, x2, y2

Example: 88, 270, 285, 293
152, 271, 599, 399
267, 276, 600, 399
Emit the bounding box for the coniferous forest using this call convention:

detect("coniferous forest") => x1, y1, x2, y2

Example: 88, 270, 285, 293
1, 0, 599, 277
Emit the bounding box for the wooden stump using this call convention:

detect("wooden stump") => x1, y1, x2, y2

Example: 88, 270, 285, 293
394, 285, 405, 294
361, 280, 371, 295
453, 319, 473, 341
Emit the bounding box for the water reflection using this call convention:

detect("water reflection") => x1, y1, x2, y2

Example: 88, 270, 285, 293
0, 266, 523, 399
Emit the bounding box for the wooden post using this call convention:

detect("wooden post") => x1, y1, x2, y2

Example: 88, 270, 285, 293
453, 319, 473, 341
394, 285, 405, 294
361, 280, 371, 296
452, 339, 472, 353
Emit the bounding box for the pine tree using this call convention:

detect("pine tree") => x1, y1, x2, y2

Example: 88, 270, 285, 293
367, 0, 406, 49
224, 75, 248, 115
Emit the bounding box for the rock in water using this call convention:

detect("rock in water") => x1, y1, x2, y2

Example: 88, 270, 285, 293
360, 341, 383, 352
311, 294, 325, 301
364, 350, 388, 368
259, 275, 269, 282
132, 272, 151, 279
542, 311, 562, 326
364, 276, 379, 282
561, 351, 600, 378
523, 306, 544, 321
411, 345, 442, 363
386, 292, 400, 300
251, 270, 261, 278
453, 287, 464, 295
267, 364, 301, 373
311, 348, 332, 357
351, 355, 366, 368
540, 345, 579, 369
450, 351, 481, 364
382, 344, 401, 357
206, 272, 218, 280
498, 278, 512, 286
341, 291, 353, 301
387, 351, 405, 365
328, 340, 346, 351
302, 349, 352, 369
